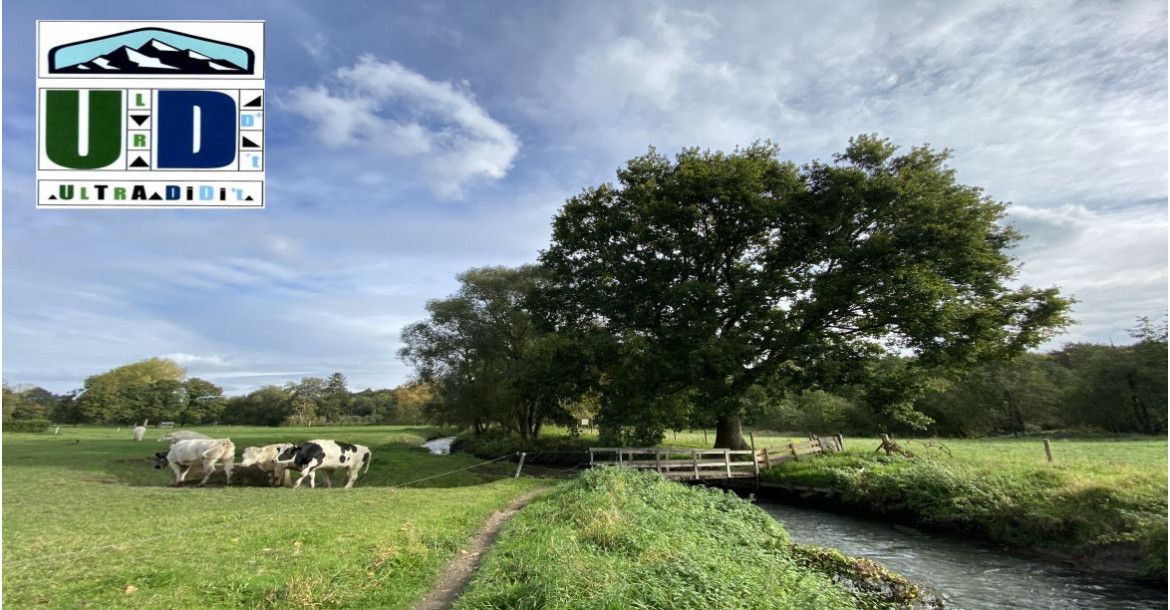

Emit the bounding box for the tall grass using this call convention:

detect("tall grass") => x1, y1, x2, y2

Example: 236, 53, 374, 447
456, 467, 936, 609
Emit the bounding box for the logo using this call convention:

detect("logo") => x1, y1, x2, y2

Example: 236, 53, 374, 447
36, 21, 265, 208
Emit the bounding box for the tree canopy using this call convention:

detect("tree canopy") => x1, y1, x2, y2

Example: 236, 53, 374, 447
537, 136, 1072, 447
399, 265, 589, 439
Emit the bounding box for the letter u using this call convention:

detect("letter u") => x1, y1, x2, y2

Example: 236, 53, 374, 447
44, 90, 123, 169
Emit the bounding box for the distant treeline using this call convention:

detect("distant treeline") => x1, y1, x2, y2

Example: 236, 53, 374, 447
2, 359, 432, 427
752, 318, 1167, 437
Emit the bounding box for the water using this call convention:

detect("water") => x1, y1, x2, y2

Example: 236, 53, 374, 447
759, 501, 1167, 610
422, 436, 456, 455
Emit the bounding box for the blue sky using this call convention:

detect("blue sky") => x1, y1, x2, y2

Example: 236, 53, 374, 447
4, 0, 1167, 395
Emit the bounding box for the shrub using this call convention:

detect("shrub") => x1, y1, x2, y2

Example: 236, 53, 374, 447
452, 430, 592, 467
3, 419, 52, 433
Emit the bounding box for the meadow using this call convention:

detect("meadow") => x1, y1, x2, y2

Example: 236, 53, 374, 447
2, 425, 548, 608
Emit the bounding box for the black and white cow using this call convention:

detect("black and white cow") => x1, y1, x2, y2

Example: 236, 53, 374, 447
274, 440, 371, 489
153, 438, 235, 486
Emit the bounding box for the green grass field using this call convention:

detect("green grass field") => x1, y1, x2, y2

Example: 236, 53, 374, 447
2, 425, 549, 608
762, 436, 1169, 580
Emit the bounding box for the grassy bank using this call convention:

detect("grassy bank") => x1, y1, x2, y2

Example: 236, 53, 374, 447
456, 467, 937, 609
760, 437, 1168, 582
3, 425, 547, 608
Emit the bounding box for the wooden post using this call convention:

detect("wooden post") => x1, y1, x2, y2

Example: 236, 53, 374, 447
724, 449, 731, 478
703, 429, 708, 444
1043, 439, 1053, 463
749, 432, 756, 453
514, 453, 527, 478
835, 433, 844, 452
880, 433, 892, 456
751, 445, 760, 478
655, 449, 662, 473
618, 449, 623, 465
789, 442, 798, 460
589, 449, 595, 468
762, 447, 771, 468
692, 450, 699, 479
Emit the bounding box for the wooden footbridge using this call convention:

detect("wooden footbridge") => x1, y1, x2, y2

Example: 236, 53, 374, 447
589, 435, 844, 481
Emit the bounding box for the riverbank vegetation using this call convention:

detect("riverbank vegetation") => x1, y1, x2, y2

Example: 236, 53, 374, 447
2, 425, 543, 608
457, 467, 939, 609
760, 437, 1168, 582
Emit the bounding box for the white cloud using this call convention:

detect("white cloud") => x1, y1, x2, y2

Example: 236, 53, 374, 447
1008, 203, 1168, 346
528, 1, 1167, 207
284, 55, 520, 199
161, 353, 227, 367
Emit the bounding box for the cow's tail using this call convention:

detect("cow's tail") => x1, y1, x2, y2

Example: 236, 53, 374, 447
363, 451, 372, 474
203, 440, 235, 461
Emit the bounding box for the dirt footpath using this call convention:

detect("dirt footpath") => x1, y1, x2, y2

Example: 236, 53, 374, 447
413, 488, 547, 610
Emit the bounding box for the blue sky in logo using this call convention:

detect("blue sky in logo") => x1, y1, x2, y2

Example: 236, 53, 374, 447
3, 1, 1167, 394
52, 28, 250, 70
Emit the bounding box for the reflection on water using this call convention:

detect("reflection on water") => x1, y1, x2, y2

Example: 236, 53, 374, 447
422, 436, 456, 455
759, 501, 1166, 610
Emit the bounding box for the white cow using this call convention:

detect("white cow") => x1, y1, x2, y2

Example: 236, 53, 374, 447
239, 443, 294, 487
132, 426, 146, 441
154, 438, 235, 486
158, 430, 212, 443
274, 440, 372, 489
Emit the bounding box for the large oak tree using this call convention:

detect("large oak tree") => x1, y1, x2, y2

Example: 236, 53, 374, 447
538, 136, 1072, 448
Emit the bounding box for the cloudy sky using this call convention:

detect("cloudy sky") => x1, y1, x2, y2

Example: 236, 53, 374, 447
3, 1, 1166, 395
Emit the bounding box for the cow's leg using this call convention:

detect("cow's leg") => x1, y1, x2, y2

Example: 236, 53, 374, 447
274, 464, 287, 487
344, 467, 359, 489
222, 458, 233, 486
293, 467, 312, 489
170, 463, 185, 486
321, 469, 333, 488
198, 460, 216, 486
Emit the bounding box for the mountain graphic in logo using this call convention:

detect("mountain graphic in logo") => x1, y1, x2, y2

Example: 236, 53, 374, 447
50, 28, 254, 75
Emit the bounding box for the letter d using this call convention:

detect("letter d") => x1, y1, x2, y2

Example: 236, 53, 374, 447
157, 91, 236, 169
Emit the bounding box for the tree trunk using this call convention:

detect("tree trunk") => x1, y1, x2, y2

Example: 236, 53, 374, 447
713, 414, 750, 450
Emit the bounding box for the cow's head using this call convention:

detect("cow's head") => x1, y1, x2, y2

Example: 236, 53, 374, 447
274, 444, 300, 464
153, 451, 170, 469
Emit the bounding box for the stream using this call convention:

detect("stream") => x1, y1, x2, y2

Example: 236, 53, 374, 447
422, 436, 456, 455
759, 500, 1167, 609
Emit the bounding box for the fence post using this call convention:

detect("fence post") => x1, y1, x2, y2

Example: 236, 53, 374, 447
835, 433, 844, 452
1043, 439, 1053, 463
589, 449, 595, 468
703, 429, 708, 444
692, 450, 699, 479
655, 449, 662, 473
751, 445, 760, 479
789, 442, 798, 460
514, 452, 527, 478
880, 434, 892, 456
762, 447, 770, 468
724, 449, 732, 478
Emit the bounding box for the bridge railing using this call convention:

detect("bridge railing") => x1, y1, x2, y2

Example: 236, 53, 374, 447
590, 434, 844, 480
